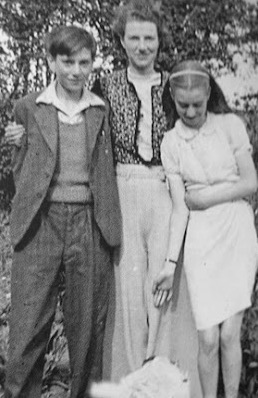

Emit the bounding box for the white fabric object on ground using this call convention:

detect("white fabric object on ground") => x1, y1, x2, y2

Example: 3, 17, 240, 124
90, 356, 189, 398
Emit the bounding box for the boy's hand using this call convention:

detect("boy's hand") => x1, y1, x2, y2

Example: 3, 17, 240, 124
152, 262, 175, 307
5, 122, 25, 147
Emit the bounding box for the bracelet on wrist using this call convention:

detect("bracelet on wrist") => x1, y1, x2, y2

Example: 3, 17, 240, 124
165, 258, 177, 265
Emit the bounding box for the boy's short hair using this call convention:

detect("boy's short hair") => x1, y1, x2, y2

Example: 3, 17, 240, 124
45, 25, 97, 60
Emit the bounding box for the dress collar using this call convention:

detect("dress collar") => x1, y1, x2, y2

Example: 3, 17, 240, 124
175, 112, 216, 141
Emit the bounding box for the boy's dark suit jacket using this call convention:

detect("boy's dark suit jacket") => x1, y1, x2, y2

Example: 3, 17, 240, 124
10, 91, 121, 248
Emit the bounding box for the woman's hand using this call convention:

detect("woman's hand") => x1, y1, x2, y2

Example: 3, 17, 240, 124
152, 262, 175, 307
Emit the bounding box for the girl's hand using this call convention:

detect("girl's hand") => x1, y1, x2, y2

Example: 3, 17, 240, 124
5, 122, 25, 147
185, 189, 208, 210
152, 262, 175, 307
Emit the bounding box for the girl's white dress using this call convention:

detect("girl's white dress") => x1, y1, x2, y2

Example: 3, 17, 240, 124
161, 112, 258, 330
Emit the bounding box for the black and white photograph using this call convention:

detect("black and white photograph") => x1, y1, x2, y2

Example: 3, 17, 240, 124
0, 1, 258, 397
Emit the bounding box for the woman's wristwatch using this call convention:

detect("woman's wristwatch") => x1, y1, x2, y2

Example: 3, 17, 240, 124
165, 258, 177, 266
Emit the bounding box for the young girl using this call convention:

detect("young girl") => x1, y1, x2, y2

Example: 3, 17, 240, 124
153, 60, 258, 398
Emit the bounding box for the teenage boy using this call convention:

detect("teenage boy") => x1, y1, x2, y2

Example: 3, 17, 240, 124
4, 25, 121, 398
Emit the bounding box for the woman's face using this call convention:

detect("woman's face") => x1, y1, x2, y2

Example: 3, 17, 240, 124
172, 85, 210, 130
121, 20, 159, 75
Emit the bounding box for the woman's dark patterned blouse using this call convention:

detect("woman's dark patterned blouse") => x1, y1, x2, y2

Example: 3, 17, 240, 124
93, 69, 173, 165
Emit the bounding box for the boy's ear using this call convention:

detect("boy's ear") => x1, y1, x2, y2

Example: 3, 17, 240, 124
47, 55, 56, 74
120, 36, 125, 51
207, 85, 211, 100
169, 87, 174, 100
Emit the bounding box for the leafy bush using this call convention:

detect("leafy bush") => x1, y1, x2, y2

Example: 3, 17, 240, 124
241, 275, 258, 397
0, 143, 14, 213
0, 211, 12, 393
0, 1, 257, 395
0, 100, 15, 212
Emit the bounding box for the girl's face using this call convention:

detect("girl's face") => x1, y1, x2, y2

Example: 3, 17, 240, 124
172, 85, 210, 130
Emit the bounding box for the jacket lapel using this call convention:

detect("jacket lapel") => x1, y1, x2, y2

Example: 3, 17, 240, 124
34, 104, 58, 154
34, 103, 105, 161
84, 106, 105, 162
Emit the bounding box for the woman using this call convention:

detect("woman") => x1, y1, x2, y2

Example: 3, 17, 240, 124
153, 59, 258, 398
93, 1, 201, 396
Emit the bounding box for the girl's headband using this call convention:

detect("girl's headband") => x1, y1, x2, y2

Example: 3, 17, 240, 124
170, 70, 209, 79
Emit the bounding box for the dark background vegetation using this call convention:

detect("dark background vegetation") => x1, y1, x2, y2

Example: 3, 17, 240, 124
0, 0, 258, 396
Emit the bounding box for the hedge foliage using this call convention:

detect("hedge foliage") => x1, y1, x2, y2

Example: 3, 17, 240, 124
0, 0, 258, 396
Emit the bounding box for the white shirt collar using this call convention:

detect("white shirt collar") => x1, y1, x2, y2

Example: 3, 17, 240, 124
36, 81, 104, 120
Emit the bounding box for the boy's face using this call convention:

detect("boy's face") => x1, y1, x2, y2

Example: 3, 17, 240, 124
48, 47, 93, 99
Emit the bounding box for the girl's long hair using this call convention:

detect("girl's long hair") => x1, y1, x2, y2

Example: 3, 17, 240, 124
168, 60, 232, 122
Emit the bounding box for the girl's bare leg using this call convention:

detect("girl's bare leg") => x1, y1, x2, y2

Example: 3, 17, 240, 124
198, 325, 220, 398
220, 311, 244, 398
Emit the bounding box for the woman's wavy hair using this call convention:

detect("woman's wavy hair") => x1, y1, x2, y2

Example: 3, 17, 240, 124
112, 0, 164, 47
